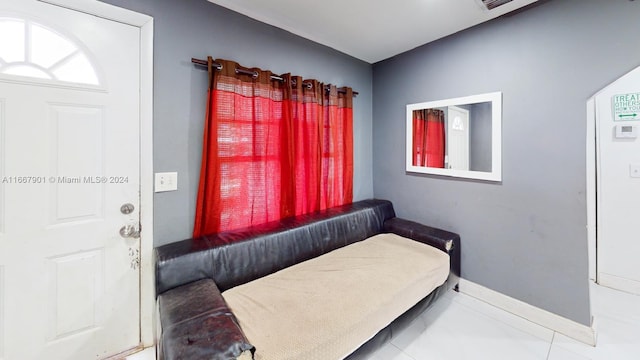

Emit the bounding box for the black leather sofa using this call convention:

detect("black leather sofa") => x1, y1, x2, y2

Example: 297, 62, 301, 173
155, 199, 461, 360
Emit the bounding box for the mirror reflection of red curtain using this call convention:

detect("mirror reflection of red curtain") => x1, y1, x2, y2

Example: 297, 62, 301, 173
412, 109, 445, 168
193, 58, 353, 237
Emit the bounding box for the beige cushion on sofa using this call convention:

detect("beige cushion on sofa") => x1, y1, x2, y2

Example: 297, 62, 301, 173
222, 233, 450, 360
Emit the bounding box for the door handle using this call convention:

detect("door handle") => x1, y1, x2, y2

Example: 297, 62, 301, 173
119, 223, 140, 239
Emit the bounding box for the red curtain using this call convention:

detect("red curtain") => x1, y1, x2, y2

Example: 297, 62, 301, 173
193, 58, 354, 237
412, 109, 445, 168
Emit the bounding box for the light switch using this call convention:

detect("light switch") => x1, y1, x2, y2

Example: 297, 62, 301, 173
630, 164, 640, 178
155, 172, 178, 192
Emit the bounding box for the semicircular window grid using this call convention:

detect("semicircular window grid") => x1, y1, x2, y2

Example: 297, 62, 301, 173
0, 18, 100, 85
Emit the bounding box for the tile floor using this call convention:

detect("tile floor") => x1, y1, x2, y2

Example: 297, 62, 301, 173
126, 282, 640, 360
367, 283, 640, 360
126, 347, 155, 360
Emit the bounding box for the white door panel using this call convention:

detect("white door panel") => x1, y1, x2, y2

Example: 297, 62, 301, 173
0, 0, 141, 359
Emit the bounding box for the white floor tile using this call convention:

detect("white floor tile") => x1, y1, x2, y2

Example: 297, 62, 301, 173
365, 283, 640, 360
390, 293, 551, 360
552, 331, 640, 360
552, 317, 640, 360
590, 283, 640, 322
126, 347, 156, 360
387, 291, 456, 350
547, 342, 592, 360
451, 291, 555, 342
366, 343, 414, 360
551, 285, 640, 360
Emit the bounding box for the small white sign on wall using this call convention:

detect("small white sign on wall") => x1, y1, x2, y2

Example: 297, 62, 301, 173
613, 92, 640, 121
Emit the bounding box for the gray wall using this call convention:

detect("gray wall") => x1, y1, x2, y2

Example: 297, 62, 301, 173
373, 0, 640, 325
100, 0, 374, 246
469, 102, 492, 172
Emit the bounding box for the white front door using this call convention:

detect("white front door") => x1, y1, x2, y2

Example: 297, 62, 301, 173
447, 106, 470, 170
0, 1, 141, 359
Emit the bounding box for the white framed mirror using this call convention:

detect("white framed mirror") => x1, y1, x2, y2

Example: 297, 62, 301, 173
406, 91, 502, 181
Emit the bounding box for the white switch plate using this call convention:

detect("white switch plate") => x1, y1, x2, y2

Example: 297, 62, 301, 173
155, 172, 178, 192
630, 164, 640, 178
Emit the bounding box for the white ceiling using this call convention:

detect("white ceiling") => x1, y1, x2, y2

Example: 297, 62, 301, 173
207, 0, 539, 64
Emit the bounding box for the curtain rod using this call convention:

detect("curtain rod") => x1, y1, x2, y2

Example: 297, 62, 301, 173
191, 58, 358, 96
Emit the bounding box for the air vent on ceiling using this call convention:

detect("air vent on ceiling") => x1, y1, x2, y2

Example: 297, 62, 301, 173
481, 0, 514, 10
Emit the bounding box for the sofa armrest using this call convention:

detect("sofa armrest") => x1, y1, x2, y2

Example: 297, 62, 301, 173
158, 279, 254, 360
383, 217, 460, 286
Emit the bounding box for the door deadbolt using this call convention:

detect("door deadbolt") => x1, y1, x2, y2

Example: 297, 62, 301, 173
120, 203, 135, 215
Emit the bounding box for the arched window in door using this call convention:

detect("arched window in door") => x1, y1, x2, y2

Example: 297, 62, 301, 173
0, 18, 100, 85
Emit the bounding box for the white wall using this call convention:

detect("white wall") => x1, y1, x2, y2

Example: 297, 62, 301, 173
595, 66, 640, 294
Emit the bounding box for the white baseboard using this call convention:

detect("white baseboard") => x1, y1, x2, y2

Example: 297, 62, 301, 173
598, 272, 640, 296
458, 279, 597, 346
